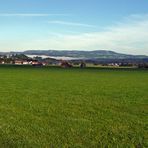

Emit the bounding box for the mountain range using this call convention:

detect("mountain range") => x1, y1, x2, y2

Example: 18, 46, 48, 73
1, 50, 148, 59
22, 50, 148, 59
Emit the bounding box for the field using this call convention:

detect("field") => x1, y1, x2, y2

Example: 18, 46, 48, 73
0, 65, 148, 147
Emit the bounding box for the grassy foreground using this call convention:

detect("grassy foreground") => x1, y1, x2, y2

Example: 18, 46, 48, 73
0, 66, 148, 147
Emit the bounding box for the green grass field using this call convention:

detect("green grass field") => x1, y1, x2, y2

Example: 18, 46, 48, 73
0, 65, 148, 147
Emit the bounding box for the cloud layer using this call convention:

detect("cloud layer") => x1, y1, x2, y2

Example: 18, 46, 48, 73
48, 20, 96, 28
33, 14, 148, 55
1, 14, 148, 55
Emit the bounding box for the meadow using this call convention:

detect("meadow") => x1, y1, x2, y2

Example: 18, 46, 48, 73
0, 65, 148, 147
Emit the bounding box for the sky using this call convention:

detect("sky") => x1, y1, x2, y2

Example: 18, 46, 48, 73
0, 0, 148, 55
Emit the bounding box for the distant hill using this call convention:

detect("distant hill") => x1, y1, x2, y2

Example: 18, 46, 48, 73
1, 50, 148, 59
21, 50, 148, 59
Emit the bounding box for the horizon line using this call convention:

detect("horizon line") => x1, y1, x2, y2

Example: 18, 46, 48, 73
0, 49, 148, 56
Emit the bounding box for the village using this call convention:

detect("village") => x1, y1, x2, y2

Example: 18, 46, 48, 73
0, 53, 148, 68
0, 54, 88, 68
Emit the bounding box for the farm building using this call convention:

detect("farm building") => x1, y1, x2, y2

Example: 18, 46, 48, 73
15, 60, 23, 65
60, 61, 73, 68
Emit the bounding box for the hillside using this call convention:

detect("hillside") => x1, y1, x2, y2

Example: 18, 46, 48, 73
22, 50, 148, 59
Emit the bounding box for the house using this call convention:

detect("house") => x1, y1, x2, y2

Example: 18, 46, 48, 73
42, 62, 48, 66
108, 63, 119, 67
60, 61, 73, 68
22, 61, 30, 65
15, 60, 23, 65
0, 61, 5, 64
32, 61, 43, 67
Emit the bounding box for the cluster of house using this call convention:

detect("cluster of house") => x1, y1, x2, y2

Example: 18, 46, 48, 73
107, 63, 120, 67
0, 54, 88, 68
0, 54, 53, 66
0, 59, 46, 66
2, 54, 147, 68
14, 60, 48, 66
0, 56, 129, 68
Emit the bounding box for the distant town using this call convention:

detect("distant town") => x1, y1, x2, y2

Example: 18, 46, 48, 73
0, 51, 148, 68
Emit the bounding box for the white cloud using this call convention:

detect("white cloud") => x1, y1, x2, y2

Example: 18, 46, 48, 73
48, 20, 96, 28
29, 14, 148, 55
1, 14, 148, 55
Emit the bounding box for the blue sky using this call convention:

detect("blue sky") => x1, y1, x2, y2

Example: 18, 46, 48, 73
0, 0, 148, 55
